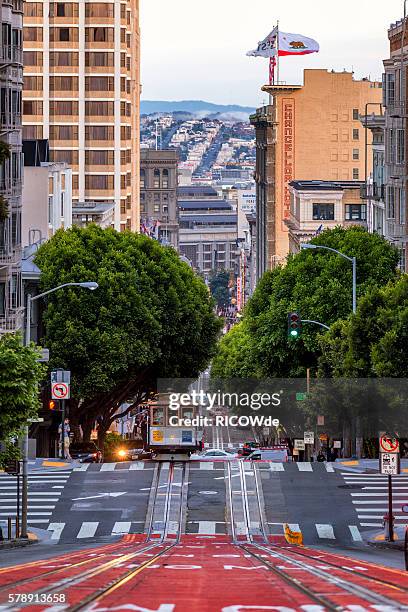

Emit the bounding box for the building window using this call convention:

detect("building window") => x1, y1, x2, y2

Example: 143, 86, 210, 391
397, 129, 405, 164
387, 186, 396, 219
154, 204, 160, 213
56, 3, 65, 16
162, 169, 169, 188
85, 52, 114, 67
399, 188, 406, 225
59, 28, 70, 41
313, 203, 334, 221
85, 77, 114, 91
154, 193, 160, 203
352, 129, 359, 140
386, 72, 396, 106
352, 109, 359, 121
154, 169, 160, 188
140, 169, 145, 188
352, 168, 359, 180
345, 204, 366, 221
353, 149, 359, 160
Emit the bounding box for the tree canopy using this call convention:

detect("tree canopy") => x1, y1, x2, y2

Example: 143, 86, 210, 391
212, 227, 399, 379
209, 270, 230, 308
35, 225, 222, 441
0, 333, 45, 441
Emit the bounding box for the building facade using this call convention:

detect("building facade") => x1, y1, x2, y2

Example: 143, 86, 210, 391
178, 193, 238, 277
250, 69, 383, 278
140, 149, 179, 249
0, 0, 24, 333
360, 114, 385, 237
383, 18, 408, 270
287, 180, 366, 252
22, 138, 72, 246
22, 0, 140, 231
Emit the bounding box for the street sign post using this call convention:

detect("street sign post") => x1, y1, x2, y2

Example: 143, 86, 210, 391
380, 452, 400, 475
294, 439, 305, 451
379, 436, 399, 454
51, 382, 70, 400
380, 452, 400, 543
51, 370, 71, 459
304, 432, 314, 445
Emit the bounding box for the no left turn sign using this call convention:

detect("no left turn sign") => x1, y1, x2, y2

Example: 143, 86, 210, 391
51, 382, 70, 400
379, 436, 399, 454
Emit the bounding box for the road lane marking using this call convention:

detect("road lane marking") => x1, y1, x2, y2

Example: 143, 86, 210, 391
316, 524, 335, 539
100, 463, 116, 471
297, 462, 313, 472
198, 521, 217, 534
77, 522, 99, 538
324, 463, 335, 472
129, 462, 144, 470
360, 522, 382, 527
348, 525, 363, 541
112, 521, 131, 534
200, 462, 214, 470
47, 523, 65, 540
73, 464, 90, 472
269, 463, 284, 471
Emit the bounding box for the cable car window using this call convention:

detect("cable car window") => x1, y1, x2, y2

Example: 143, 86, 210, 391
152, 407, 165, 426
182, 408, 193, 420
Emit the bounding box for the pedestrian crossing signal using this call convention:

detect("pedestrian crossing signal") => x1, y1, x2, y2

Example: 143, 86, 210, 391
49, 400, 57, 410
288, 312, 302, 339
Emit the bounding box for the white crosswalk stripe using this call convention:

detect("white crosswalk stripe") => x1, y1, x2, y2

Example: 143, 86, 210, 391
0, 471, 70, 526
48, 523, 66, 540
343, 472, 408, 528
316, 523, 335, 539
112, 521, 131, 534
297, 462, 313, 472
77, 522, 99, 538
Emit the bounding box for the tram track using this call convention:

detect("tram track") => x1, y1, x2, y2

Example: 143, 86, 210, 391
226, 458, 408, 610
0, 462, 189, 611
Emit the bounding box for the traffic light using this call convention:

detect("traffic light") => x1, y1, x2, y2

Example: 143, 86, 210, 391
288, 312, 302, 339
49, 399, 57, 410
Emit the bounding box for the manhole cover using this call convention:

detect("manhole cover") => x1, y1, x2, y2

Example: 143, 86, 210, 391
338, 484, 362, 489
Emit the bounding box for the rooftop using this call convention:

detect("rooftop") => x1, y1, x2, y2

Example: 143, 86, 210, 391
289, 180, 364, 192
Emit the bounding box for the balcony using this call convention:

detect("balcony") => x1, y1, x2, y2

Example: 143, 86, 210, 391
0, 309, 24, 334
385, 220, 407, 240
372, 183, 385, 201
0, 176, 22, 194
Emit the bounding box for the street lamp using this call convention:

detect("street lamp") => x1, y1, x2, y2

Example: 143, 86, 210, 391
20, 281, 98, 539
300, 243, 357, 314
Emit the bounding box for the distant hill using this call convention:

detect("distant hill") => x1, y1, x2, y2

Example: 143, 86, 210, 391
141, 100, 255, 116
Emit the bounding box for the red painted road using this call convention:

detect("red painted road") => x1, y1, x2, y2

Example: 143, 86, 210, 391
1, 535, 408, 611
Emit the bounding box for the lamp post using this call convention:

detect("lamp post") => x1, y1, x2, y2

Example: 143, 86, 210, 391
20, 281, 98, 539
300, 244, 357, 314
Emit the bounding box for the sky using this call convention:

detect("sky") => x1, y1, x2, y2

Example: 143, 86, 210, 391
140, 0, 405, 107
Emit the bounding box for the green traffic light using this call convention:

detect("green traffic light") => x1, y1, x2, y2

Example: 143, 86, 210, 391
290, 330, 298, 337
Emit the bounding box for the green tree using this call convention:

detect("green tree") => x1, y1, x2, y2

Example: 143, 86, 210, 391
0, 333, 45, 465
209, 270, 230, 308
35, 225, 221, 445
213, 227, 399, 378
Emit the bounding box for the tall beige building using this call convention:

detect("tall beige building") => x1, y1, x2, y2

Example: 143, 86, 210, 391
250, 70, 382, 275
22, 0, 140, 231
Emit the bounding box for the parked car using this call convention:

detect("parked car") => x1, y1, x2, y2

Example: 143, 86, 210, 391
69, 442, 102, 463
116, 447, 152, 461
190, 448, 238, 460
244, 447, 289, 462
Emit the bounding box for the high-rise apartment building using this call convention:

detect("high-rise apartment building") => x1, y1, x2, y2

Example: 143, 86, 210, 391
383, 17, 408, 271
0, 0, 24, 333
250, 69, 382, 277
22, 0, 140, 231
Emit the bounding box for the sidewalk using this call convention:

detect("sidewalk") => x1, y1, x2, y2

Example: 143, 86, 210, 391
0, 531, 38, 550
367, 526, 406, 551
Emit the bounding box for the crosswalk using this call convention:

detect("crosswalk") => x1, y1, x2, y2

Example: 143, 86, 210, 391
342, 471, 408, 528
73, 461, 152, 472
0, 471, 71, 526
47, 520, 145, 541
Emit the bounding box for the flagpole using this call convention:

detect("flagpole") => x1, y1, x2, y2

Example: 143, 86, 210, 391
276, 20, 280, 85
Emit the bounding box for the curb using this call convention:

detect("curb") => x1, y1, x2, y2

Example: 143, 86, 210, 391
367, 540, 404, 551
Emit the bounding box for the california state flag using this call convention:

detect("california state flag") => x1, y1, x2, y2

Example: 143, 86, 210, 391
278, 31, 319, 56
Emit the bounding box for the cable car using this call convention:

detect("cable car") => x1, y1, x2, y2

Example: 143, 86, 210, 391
147, 395, 202, 460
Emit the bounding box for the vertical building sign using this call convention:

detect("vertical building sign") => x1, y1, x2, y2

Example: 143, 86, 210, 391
236, 277, 242, 311
282, 98, 295, 221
